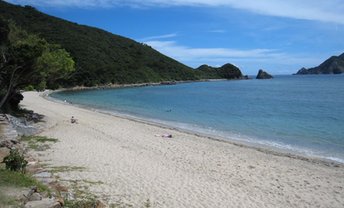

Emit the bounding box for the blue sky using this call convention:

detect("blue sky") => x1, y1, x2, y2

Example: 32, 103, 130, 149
6, 0, 344, 75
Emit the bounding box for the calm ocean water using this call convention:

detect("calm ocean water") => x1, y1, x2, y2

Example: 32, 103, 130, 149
52, 75, 344, 163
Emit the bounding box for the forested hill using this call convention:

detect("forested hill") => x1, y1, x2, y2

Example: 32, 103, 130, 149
0, 0, 199, 86
295, 53, 344, 75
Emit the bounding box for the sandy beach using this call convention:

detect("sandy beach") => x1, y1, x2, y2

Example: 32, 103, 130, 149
21, 91, 344, 208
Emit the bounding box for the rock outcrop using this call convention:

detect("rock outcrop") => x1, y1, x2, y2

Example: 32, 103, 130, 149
256, 69, 273, 79
24, 198, 62, 208
295, 53, 344, 75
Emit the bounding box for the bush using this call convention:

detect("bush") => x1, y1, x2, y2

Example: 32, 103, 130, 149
3, 149, 28, 173
24, 85, 35, 91
36, 80, 46, 91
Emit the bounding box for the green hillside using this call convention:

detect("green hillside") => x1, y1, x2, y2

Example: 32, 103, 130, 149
0, 0, 244, 86
295, 53, 344, 75
195, 64, 243, 79
0, 1, 199, 86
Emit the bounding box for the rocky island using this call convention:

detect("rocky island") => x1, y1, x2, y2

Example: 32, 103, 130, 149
295, 53, 344, 75
256, 69, 273, 79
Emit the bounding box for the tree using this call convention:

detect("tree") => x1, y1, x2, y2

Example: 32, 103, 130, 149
0, 19, 75, 112
35, 47, 75, 89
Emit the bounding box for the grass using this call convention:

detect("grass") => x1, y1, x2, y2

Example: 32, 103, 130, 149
48, 166, 86, 173
82, 180, 104, 185
20, 135, 58, 151
63, 179, 99, 208
0, 168, 49, 193
0, 166, 51, 207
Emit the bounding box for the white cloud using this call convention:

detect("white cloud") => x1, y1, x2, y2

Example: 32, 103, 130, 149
145, 39, 278, 64
138, 33, 178, 42
6, 0, 344, 24
209, 29, 226, 33
145, 40, 277, 59
143, 39, 321, 74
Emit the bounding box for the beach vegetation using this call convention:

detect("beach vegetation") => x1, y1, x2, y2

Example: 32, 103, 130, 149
3, 149, 28, 172
0, 166, 49, 192
24, 84, 35, 91
82, 179, 104, 185
0, 166, 50, 207
20, 135, 58, 151
48, 165, 86, 173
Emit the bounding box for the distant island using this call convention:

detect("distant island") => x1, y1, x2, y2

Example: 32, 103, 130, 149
195, 64, 245, 80
295, 53, 344, 75
256, 69, 273, 79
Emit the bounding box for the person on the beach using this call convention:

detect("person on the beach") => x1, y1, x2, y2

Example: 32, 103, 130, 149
155, 133, 172, 138
71, 116, 77, 124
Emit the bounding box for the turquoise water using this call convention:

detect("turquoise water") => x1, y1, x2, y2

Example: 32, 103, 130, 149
52, 75, 344, 163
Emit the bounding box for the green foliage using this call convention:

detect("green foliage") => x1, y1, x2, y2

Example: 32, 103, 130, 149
24, 84, 34, 91
48, 166, 85, 173
0, 17, 75, 112
0, 1, 198, 86
36, 47, 75, 88
0, 17, 9, 46
21, 135, 58, 143
3, 149, 28, 172
20, 135, 58, 151
218, 63, 243, 79
195, 63, 243, 79
0, 1, 244, 90
36, 80, 46, 91
0, 168, 49, 192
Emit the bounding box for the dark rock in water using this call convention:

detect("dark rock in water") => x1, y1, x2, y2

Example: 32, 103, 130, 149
256, 69, 273, 79
295, 52, 344, 75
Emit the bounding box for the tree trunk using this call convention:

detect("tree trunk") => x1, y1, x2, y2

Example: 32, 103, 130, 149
0, 65, 21, 111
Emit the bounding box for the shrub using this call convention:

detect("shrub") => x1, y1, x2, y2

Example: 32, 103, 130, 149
3, 149, 28, 173
24, 85, 35, 91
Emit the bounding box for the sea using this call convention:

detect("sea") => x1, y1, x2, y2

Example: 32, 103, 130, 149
51, 75, 344, 163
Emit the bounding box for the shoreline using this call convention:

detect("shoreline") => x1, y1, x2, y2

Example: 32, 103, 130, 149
47, 78, 247, 94
21, 91, 344, 207
48, 89, 343, 167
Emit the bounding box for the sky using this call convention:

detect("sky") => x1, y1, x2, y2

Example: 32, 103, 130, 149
5, 0, 344, 75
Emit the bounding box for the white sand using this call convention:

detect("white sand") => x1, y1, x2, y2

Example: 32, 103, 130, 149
22, 91, 344, 207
